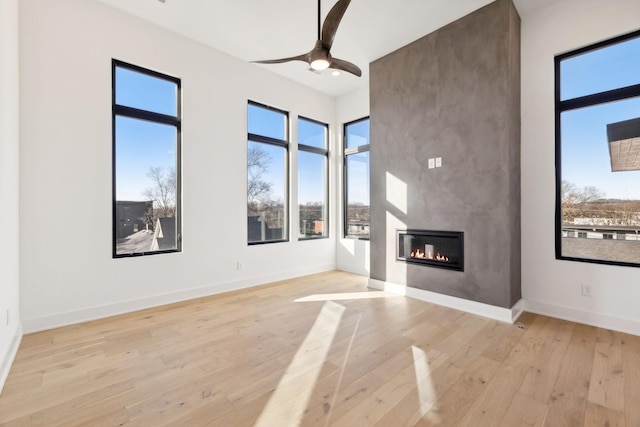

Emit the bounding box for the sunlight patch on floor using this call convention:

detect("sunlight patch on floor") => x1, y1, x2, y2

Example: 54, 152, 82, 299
412, 345, 441, 424
254, 300, 345, 427
294, 291, 392, 302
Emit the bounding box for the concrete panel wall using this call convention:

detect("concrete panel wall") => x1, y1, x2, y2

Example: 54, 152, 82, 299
369, 0, 521, 308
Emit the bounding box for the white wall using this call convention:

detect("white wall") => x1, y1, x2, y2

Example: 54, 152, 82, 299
0, 0, 22, 393
19, 0, 338, 333
521, 0, 640, 335
335, 86, 371, 276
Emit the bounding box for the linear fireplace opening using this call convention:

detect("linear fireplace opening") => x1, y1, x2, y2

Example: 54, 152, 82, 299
397, 229, 464, 271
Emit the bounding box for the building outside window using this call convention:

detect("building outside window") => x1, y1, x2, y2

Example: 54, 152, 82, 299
247, 101, 289, 244
298, 117, 329, 239
112, 60, 181, 257
556, 30, 640, 266
344, 117, 370, 239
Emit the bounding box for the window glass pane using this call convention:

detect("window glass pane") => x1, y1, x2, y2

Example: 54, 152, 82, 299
346, 119, 370, 149
115, 116, 178, 255
560, 96, 640, 263
248, 141, 287, 243
298, 118, 326, 149
298, 151, 327, 238
561, 36, 640, 101
248, 103, 287, 140
115, 66, 177, 116
346, 151, 370, 238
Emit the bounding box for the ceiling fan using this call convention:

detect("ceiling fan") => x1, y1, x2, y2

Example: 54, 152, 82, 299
252, 0, 362, 77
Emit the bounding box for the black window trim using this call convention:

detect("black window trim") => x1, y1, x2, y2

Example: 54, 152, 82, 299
112, 59, 182, 258
554, 28, 640, 268
343, 116, 370, 240
297, 115, 330, 241
247, 100, 290, 245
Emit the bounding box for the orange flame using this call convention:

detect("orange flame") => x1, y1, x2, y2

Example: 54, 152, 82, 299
410, 249, 448, 262
435, 253, 449, 262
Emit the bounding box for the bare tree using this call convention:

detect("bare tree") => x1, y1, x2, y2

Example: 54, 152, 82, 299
247, 145, 273, 207
138, 208, 155, 230
561, 181, 602, 205
561, 180, 604, 224
143, 166, 176, 218
300, 202, 324, 235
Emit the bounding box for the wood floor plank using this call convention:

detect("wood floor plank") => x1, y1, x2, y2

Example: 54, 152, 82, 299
329, 371, 417, 427
481, 313, 534, 363
438, 312, 550, 426
622, 332, 640, 427
518, 317, 575, 403
415, 354, 501, 426
498, 392, 549, 427
544, 323, 597, 426
303, 371, 387, 426
588, 328, 625, 411
0, 271, 637, 426
584, 401, 626, 427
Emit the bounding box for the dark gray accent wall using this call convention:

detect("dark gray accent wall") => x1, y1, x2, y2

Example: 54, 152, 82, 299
369, 0, 521, 308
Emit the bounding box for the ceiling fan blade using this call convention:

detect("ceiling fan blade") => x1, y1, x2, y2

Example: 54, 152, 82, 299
321, 0, 352, 51
329, 57, 362, 77
252, 53, 309, 65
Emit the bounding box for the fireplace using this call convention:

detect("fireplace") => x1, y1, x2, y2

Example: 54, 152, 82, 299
397, 229, 464, 271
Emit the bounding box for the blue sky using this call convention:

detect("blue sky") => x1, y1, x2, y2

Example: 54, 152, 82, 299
345, 120, 370, 205
115, 116, 176, 201
115, 67, 176, 116
298, 118, 327, 205
248, 104, 330, 206
116, 65, 370, 209
115, 67, 177, 202
560, 35, 640, 200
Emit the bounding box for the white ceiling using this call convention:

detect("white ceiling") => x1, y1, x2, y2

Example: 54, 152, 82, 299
95, 0, 559, 98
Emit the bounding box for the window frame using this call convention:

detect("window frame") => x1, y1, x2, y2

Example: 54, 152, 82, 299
343, 117, 371, 240
297, 115, 330, 241
247, 100, 290, 245
112, 59, 182, 258
554, 29, 640, 267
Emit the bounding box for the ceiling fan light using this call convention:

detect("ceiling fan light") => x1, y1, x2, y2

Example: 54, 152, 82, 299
310, 58, 330, 71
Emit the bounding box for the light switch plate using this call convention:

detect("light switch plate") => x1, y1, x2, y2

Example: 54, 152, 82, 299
435, 157, 442, 167
428, 158, 435, 169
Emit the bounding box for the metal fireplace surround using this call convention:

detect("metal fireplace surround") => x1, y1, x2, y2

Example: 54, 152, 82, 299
397, 229, 464, 271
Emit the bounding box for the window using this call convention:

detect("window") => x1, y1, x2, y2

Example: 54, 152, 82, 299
298, 117, 329, 239
556, 30, 640, 266
247, 102, 289, 244
344, 118, 370, 239
112, 60, 181, 257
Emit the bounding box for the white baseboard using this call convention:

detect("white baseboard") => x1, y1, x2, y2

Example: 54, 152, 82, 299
523, 299, 640, 336
368, 278, 524, 324
0, 323, 23, 396
22, 264, 335, 334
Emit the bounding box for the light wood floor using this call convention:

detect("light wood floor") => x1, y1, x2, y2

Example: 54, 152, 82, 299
1, 271, 639, 426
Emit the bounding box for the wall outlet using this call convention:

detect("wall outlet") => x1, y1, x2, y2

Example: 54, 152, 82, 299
581, 283, 593, 297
